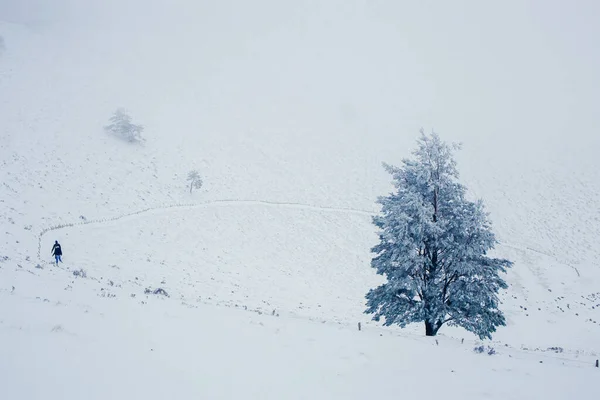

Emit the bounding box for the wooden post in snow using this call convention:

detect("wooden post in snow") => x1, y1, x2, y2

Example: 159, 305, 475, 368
596, 359, 599, 368
358, 322, 361, 331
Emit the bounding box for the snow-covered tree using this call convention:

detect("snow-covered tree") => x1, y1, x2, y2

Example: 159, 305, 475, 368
104, 108, 144, 143
365, 130, 512, 339
187, 170, 203, 194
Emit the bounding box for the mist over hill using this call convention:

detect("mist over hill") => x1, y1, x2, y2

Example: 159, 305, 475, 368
1, 1, 599, 399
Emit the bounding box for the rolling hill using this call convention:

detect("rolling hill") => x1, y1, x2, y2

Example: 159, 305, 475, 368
1, 1, 599, 398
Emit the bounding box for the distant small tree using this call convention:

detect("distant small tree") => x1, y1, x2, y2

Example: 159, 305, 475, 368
104, 108, 144, 143
365, 130, 512, 340
187, 170, 203, 194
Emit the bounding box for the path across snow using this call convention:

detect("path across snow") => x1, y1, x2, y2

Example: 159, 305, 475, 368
37, 199, 378, 262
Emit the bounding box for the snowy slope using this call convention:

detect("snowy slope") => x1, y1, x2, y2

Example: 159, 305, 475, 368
1, 1, 600, 398
2, 282, 597, 400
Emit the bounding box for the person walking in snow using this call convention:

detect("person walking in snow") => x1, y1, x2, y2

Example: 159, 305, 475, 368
51, 240, 63, 265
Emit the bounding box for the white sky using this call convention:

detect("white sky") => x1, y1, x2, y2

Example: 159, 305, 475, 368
1, 0, 599, 164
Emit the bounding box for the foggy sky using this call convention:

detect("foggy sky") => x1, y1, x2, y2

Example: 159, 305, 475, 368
1, 0, 599, 164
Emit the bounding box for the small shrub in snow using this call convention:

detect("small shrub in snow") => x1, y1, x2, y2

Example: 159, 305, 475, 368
73, 268, 87, 278
145, 287, 169, 297
547, 347, 564, 353
473, 345, 496, 355
104, 108, 144, 143
187, 170, 203, 194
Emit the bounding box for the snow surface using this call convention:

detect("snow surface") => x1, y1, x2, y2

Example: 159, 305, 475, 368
1, 1, 599, 398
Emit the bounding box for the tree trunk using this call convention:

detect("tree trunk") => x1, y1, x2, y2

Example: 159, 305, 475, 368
189, 181, 193, 194
425, 320, 441, 336
425, 321, 436, 336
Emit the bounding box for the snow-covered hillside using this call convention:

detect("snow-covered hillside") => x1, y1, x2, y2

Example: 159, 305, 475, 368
1, 1, 599, 398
